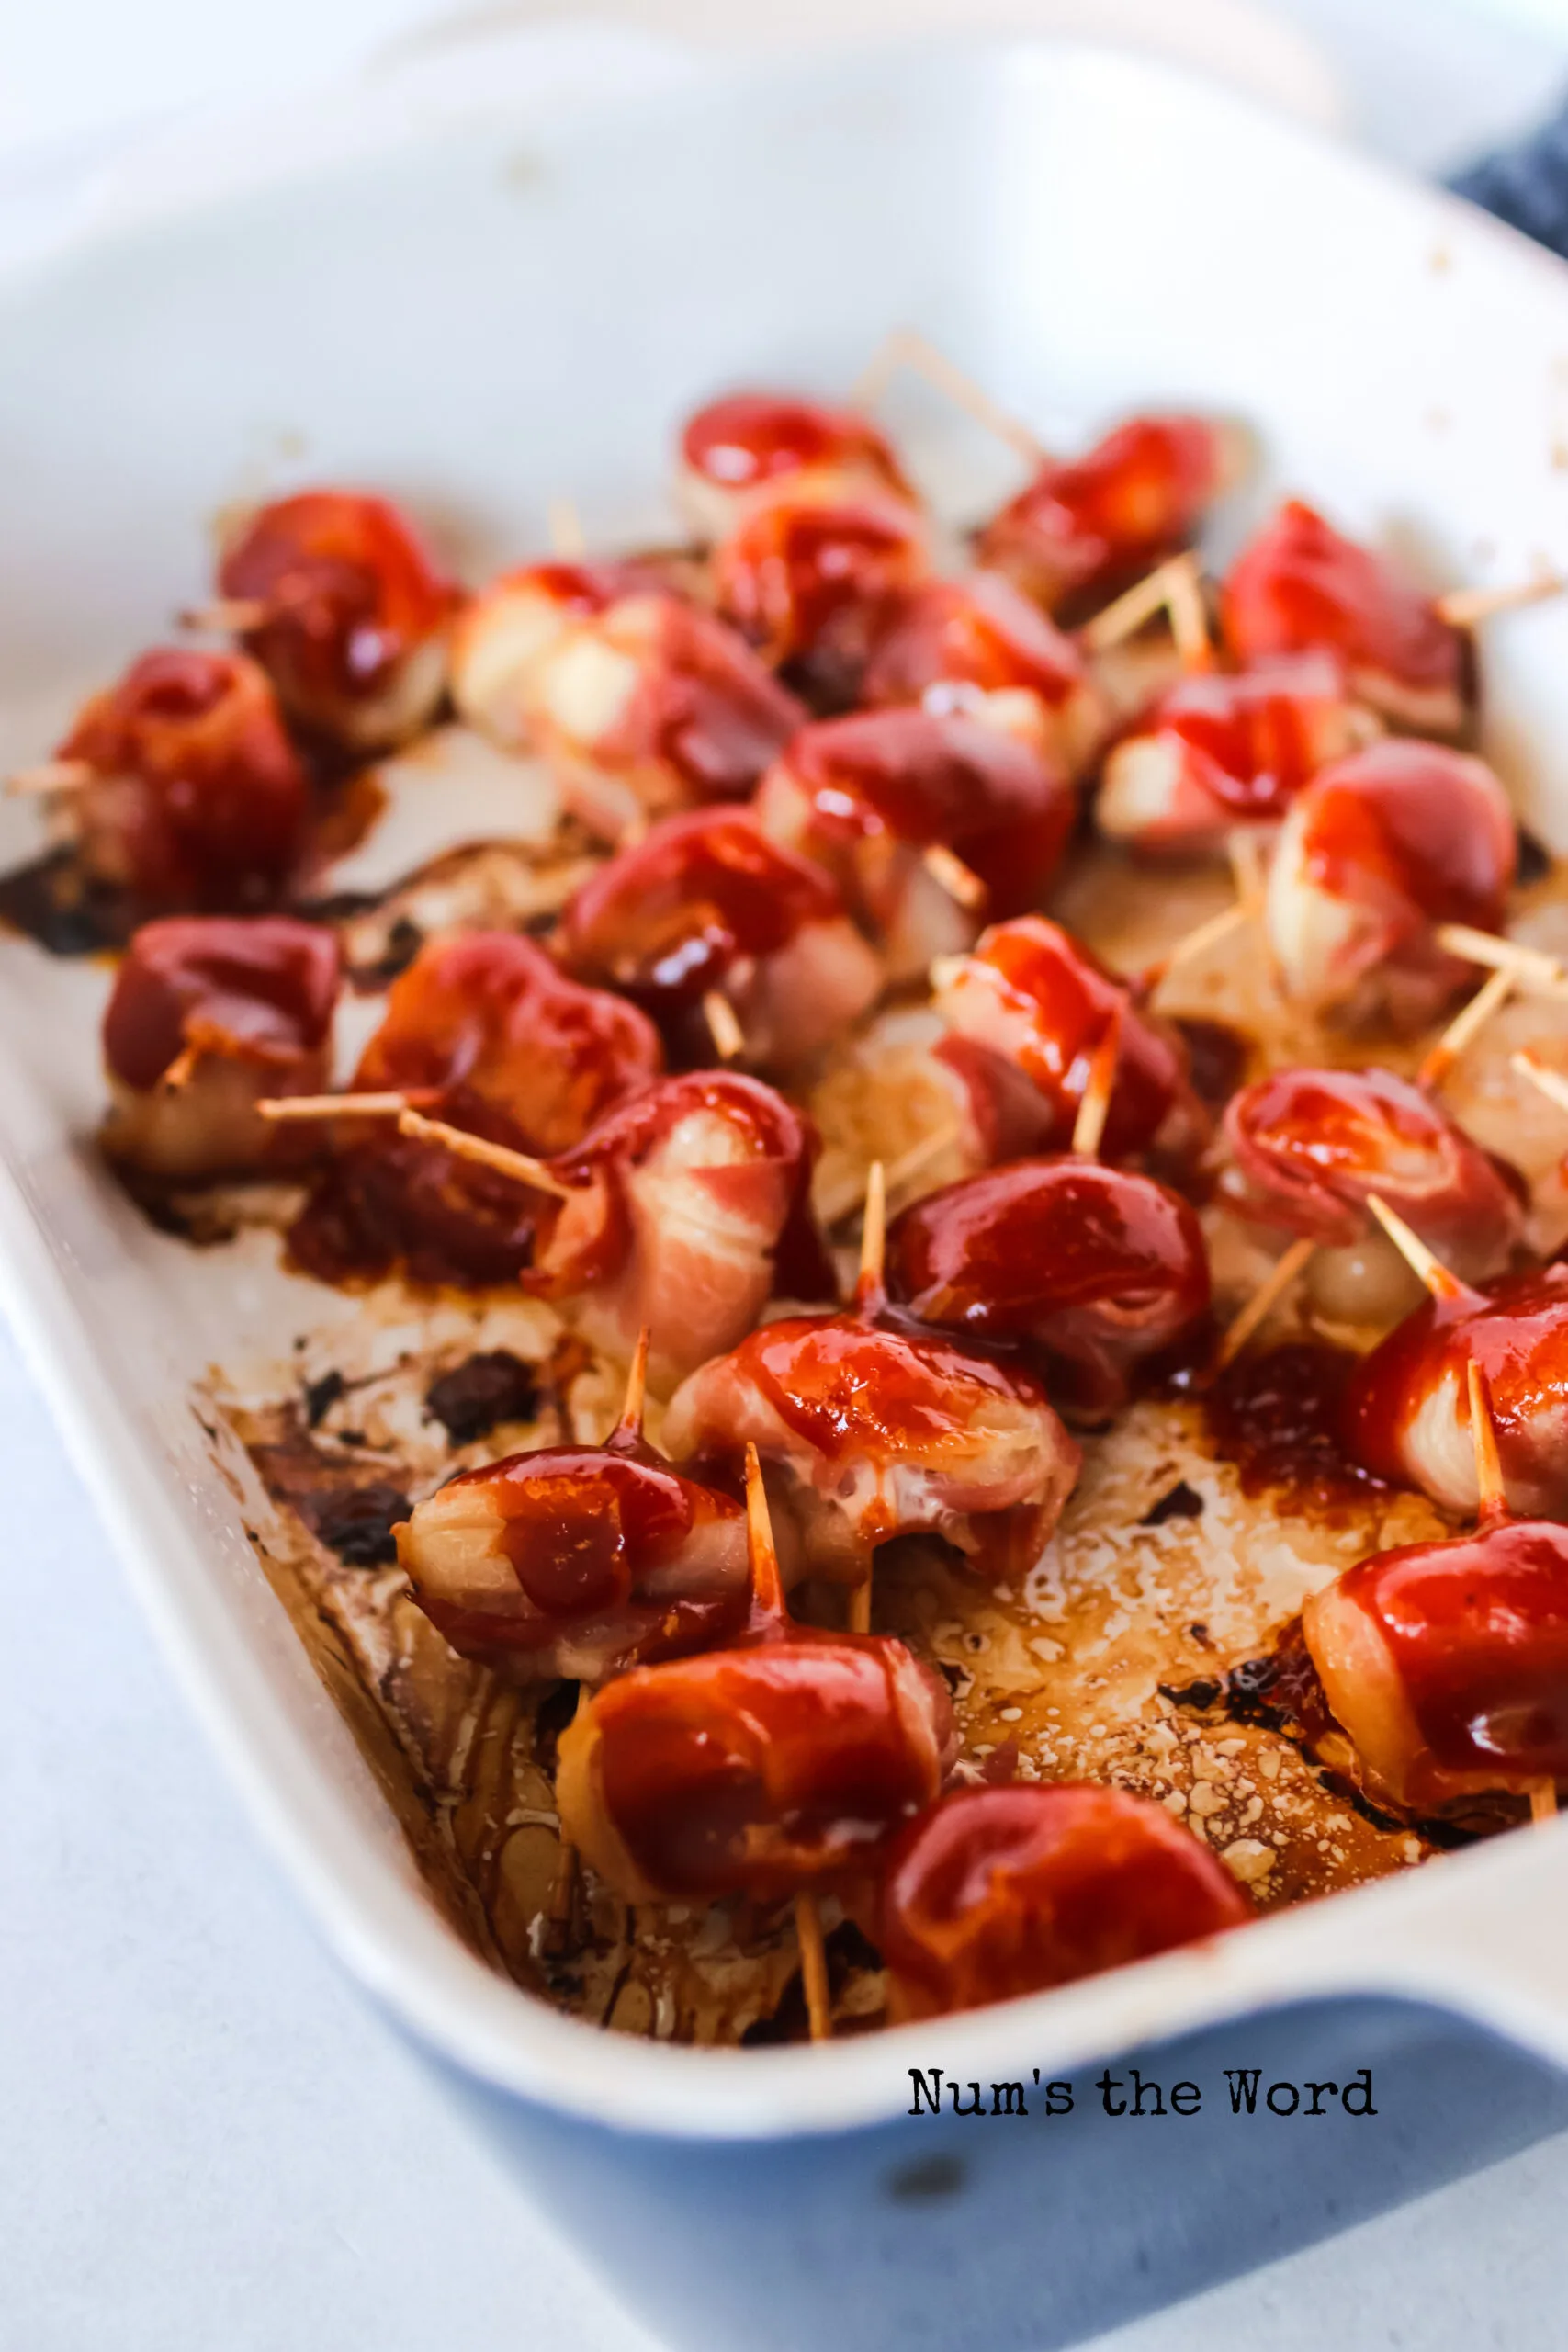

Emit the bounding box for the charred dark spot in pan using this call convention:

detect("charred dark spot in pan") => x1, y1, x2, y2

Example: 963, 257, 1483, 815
1158, 1676, 1223, 1713
300, 1480, 412, 1566
302, 1368, 346, 1427
1516, 824, 1552, 886
1141, 1478, 1205, 1526
1172, 1014, 1251, 1113
532, 1679, 581, 1777
0, 849, 136, 956
424, 1349, 542, 1445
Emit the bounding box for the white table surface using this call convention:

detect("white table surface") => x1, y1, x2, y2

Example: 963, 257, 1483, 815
9, 5, 1568, 2347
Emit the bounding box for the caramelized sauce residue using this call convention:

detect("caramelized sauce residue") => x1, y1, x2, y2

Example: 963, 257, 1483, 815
1204, 1341, 1391, 1512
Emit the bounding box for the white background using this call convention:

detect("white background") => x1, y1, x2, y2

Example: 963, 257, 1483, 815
9, 3, 1568, 2347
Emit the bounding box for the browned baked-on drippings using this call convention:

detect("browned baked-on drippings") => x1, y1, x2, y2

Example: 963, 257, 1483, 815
1204, 1341, 1392, 1514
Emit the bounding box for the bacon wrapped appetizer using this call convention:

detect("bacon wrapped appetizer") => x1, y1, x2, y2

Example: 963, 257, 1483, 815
976, 414, 1234, 616
397, 1345, 750, 1685
47, 649, 309, 911
288, 930, 660, 1286
931, 915, 1209, 1170
556, 1449, 953, 1903
860, 570, 1109, 776
1097, 652, 1381, 856
525, 1072, 832, 1390
1343, 1265, 1568, 1521
677, 390, 915, 544
886, 1158, 1210, 1418
558, 807, 882, 1071
664, 1282, 1080, 1589
713, 481, 930, 707
217, 490, 457, 752
1303, 1516, 1568, 1814
1222, 500, 1468, 736
754, 707, 1076, 982
101, 914, 340, 1180
874, 1784, 1250, 2019
1263, 741, 1517, 1029
470, 582, 807, 842
1223, 1066, 1525, 1294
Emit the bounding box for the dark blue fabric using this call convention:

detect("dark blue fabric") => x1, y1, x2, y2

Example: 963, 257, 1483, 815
1450, 96, 1568, 255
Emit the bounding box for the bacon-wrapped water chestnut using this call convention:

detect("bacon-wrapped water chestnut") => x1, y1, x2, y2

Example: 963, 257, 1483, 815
47, 650, 310, 911
457, 574, 806, 842
931, 915, 1209, 1170
886, 1159, 1210, 1419
713, 480, 930, 706
101, 914, 340, 1180
217, 490, 457, 752
677, 391, 915, 544
397, 1339, 750, 1684
1263, 741, 1517, 1029
1342, 1264, 1568, 1521
1223, 1065, 1525, 1295
860, 570, 1110, 776
874, 1783, 1251, 2019
1303, 1514, 1568, 1815
1223, 501, 1469, 737
976, 414, 1234, 616
558, 807, 882, 1071
524, 1072, 831, 1390
663, 1264, 1080, 1591
288, 930, 660, 1286
1097, 652, 1381, 856
754, 708, 1076, 982
555, 1446, 953, 1905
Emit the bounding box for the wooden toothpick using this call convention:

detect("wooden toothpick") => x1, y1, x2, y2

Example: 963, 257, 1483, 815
1079, 553, 1209, 666
1213, 1236, 1317, 1372
921, 842, 987, 912
1434, 575, 1564, 628
1513, 1048, 1568, 1117
1364, 1193, 1475, 1305
6, 758, 93, 797
547, 497, 587, 560
1070, 1006, 1122, 1161
616, 1326, 650, 1441
850, 327, 1049, 468
1417, 964, 1516, 1091
256, 1091, 410, 1122
1435, 925, 1568, 998
395, 1107, 577, 1199
1466, 1359, 1507, 1525
703, 990, 746, 1064
177, 595, 270, 634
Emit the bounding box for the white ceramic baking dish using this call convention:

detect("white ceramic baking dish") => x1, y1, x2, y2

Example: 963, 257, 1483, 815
8, 33, 1568, 2347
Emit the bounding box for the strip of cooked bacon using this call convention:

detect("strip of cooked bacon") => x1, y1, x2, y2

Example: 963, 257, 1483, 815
287, 930, 660, 1286
713, 481, 930, 707
1223, 1065, 1525, 1285
555, 1447, 953, 1903
558, 807, 882, 1071
1222, 500, 1468, 735
51, 649, 310, 911
217, 490, 457, 752
874, 1783, 1251, 2019
1263, 741, 1517, 1029
860, 571, 1110, 775
755, 708, 1076, 982
509, 588, 807, 841
931, 915, 1209, 1170
663, 1283, 1079, 1589
525, 1071, 833, 1389
1097, 651, 1381, 855
887, 1158, 1210, 1418
678, 390, 915, 544
1303, 1516, 1568, 1813
1342, 1264, 1568, 1520
101, 914, 340, 1180
976, 415, 1233, 616
397, 1342, 750, 1685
